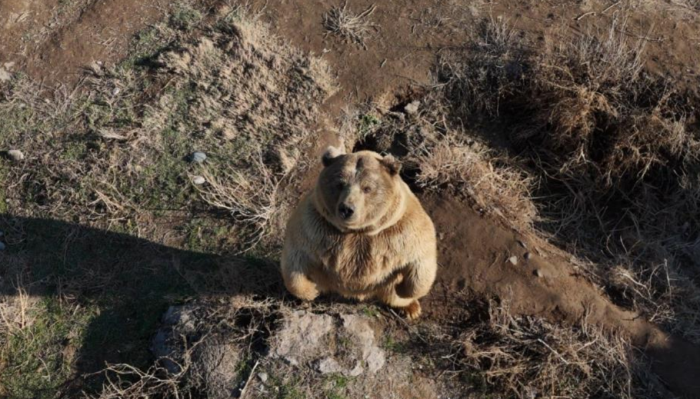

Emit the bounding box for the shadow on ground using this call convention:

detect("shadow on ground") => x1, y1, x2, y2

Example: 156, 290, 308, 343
0, 214, 283, 393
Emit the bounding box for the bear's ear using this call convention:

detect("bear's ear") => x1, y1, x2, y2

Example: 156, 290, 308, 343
381, 154, 401, 176
321, 146, 343, 167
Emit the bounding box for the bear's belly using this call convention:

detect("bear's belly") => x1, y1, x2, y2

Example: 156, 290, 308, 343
317, 245, 402, 296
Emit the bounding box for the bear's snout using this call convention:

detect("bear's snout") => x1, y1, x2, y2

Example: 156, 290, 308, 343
338, 203, 355, 220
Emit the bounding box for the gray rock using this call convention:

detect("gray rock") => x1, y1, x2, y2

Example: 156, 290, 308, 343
258, 372, 269, 383
316, 357, 343, 374
271, 311, 334, 365
7, 150, 24, 161
404, 100, 420, 115
192, 175, 206, 185
0, 67, 11, 82
341, 314, 386, 373
348, 362, 364, 377
190, 151, 207, 163
151, 305, 198, 374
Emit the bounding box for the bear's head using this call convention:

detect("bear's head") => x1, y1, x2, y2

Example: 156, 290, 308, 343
314, 146, 404, 232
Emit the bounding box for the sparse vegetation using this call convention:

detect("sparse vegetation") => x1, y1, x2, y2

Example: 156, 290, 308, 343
436, 16, 700, 343
323, 2, 378, 48
456, 301, 667, 399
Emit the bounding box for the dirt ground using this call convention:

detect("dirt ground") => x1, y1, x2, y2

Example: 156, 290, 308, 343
2, 0, 700, 398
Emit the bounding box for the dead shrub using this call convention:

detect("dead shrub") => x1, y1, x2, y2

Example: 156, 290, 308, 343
459, 301, 668, 398
323, 2, 378, 48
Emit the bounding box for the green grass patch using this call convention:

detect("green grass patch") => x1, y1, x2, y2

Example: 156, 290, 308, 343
0, 298, 97, 399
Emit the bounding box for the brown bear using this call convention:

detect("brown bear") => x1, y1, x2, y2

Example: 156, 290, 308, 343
281, 146, 437, 319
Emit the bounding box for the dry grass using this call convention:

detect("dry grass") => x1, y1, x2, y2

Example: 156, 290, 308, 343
323, 2, 377, 48
437, 15, 700, 342
413, 134, 536, 226
91, 361, 194, 399
456, 301, 669, 398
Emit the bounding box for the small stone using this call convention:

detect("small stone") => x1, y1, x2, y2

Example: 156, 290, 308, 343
348, 362, 364, 377
404, 100, 420, 115
0, 242, 5, 251
112, 87, 121, 96
0, 67, 11, 82
534, 269, 544, 278
190, 151, 207, 163
192, 175, 206, 185
523, 252, 531, 261
507, 256, 518, 266
315, 357, 343, 374
6, 150, 24, 161
258, 372, 268, 383
517, 239, 527, 249
88, 61, 103, 76
285, 357, 299, 367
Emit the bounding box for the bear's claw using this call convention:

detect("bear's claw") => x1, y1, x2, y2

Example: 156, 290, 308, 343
402, 300, 422, 320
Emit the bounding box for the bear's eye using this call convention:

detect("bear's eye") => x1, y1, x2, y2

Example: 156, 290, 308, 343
362, 186, 372, 194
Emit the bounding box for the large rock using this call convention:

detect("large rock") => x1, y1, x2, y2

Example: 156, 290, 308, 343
269, 310, 386, 377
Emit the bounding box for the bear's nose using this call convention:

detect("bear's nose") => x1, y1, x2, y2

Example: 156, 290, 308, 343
338, 204, 355, 220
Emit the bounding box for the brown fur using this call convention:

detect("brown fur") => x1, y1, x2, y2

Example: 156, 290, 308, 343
281, 147, 437, 319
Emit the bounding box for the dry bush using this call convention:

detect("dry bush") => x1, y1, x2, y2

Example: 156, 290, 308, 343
459, 301, 668, 399
414, 134, 535, 226
438, 16, 530, 118
438, 16, 700, 342
91, 362, 194, 399
323, 2, 377, 48
607, 260, 700, 342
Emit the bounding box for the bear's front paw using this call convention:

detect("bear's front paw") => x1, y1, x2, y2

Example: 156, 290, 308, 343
401, 300, 422, 321
292, 286, 319, 302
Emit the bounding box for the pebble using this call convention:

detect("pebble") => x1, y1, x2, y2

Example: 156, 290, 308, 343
404, 100, 420, 115
190, 151, 207, 163
7, 150, 24, 161
0, 242, 5, 251
523, 252, 531, 261
258, 372, 268, 383
0, 67, 11, 82
192, 175, 206, 185
517, 239, 527, 249
507, 256, 518, 266
534, 269, 544, 278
